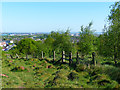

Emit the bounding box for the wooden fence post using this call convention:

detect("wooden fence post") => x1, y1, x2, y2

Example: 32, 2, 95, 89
76, 52, 79, 64
42, 51, 43, 59
69, 52, 72, 65
53, 51, 55, 62
16, 54, 19, 59
10, 54, 13, 59
92, 52, 96, 66
62, 51, 65, 63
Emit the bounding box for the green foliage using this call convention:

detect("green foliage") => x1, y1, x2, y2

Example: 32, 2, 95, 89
44, 36, 55, 57
35, 41, 47, 58
50, 30, 75, 55
13, 29, 76, 58
97, 1, 120, 61
90, 74, 117, 88
89, 65, 120, 84
78, 22, 96, 55
9, 47, 19, 56
76, 64, 87, 72
2, 52, 120, 88
2, 2, 120, 88
68, 71, 79, 81
17, 38, 37, 59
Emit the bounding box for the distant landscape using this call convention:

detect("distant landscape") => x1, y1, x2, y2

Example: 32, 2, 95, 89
1, 1, 120, 89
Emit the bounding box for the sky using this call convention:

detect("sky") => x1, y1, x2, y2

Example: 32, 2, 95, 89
2, 2, 115, 33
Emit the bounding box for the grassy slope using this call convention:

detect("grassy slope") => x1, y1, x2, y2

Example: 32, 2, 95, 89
2, 55, 120, 88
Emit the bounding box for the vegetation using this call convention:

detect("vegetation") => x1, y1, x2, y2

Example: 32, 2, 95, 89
1, 1, 120, 89
2, 54, 120, 88
78, 22, 96, 55
97, 2, 120, 66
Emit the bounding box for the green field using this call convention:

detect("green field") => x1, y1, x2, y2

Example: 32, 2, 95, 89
2, 54, 120, 88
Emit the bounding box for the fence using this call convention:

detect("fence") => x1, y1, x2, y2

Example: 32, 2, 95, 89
41, 51, 96, 66
9, 50, 96, 66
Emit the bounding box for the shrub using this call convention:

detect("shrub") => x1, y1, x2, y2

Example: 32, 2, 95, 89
68, 71, 79, 81
88, 65, 103, 76
91, 74, 109, 81
89, 65, 120, 84
103, 65, 120, 84
76, 64, 86, 72
90, 74, 118, 88
51, 72, 68, 86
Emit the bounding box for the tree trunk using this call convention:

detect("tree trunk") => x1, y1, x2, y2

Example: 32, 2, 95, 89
53, 51, 55, 62
26, 54, 28, 60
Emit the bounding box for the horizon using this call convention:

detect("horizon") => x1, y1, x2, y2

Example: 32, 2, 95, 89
1, 31, 102, 34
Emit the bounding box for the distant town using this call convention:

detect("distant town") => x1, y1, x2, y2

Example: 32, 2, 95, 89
0, 32, 102, 51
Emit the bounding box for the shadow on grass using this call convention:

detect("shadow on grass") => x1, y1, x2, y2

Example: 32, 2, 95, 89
38, 57, 78, 71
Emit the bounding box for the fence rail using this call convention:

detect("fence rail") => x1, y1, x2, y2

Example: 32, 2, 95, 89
8, 50, 96, 66
40, 51, 96, 66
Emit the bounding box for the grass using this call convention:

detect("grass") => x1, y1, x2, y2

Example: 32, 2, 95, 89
2, 54, 120, 88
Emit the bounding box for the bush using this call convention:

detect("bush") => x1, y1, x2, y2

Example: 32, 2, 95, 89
76, 64, 86, 72
91, 74, 108, 80
103, 65, 120, 84
68, 71, 79, 81
89, 65, 120, 84
90, 74, 118, 88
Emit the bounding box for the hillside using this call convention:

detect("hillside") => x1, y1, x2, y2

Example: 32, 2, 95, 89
2, 54, 120, 88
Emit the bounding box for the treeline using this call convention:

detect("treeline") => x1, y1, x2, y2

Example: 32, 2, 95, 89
9, 1, 120, 65
97, 2, 120, 65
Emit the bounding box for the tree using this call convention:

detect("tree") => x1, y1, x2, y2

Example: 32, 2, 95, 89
50, 29, 74, 55
44, 36, 55, 57
78, 22, 95, 56
108, 1, 120, 65
97, 1, 120, 66
17, 38, 37, 59
35, 40, 49, 58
